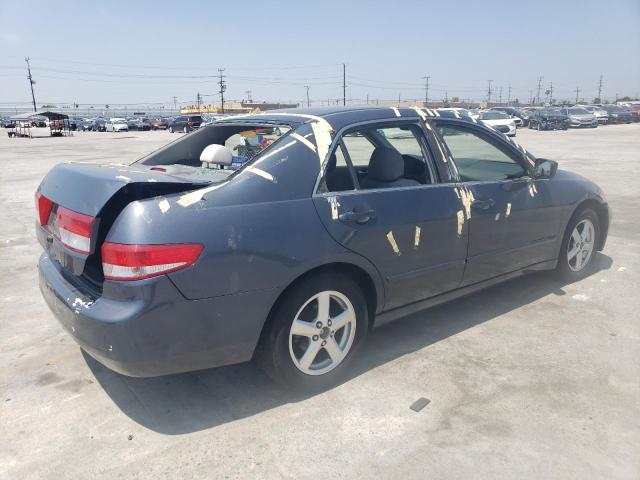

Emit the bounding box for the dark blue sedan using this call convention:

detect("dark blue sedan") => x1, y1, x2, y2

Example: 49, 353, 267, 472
36, 107, 610, 389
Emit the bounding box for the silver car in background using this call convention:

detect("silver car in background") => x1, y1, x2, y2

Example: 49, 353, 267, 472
583, 105, 609, 124
561, 107, 598, 128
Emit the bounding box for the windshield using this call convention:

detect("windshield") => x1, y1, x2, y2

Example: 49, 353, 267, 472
480, 111, 508, 120
568, 108, 589, 114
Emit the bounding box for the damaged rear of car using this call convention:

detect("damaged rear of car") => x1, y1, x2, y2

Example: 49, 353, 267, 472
36, 116, 330, 377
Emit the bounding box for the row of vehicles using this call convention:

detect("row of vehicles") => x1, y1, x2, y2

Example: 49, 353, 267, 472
437, 103, 638, 134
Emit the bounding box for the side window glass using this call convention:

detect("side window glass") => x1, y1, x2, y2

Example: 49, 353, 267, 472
437, 126, 525, 181
317, 142, 355, 193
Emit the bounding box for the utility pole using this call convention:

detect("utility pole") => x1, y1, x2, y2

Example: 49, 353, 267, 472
507, 83, 512, 106
529, 89, 534, 105
172, 96, 177, 111
304, 85, 310, 108
397, 92, 401, 106
536, 76, 543, 105
366, 93, 369, 104
245, 90, 252, 102
575, 86, 580, 104
597, 75, 603, 103
342, 63, 346, 106
422, 75, 431, 106
498, 85, 503, 105
218, 68, 226, 114
196, 92, 202, 112
444, 91, 449, 105
25, 57, 37, 112
549, 82, 553, 105
486, 80, 492, 106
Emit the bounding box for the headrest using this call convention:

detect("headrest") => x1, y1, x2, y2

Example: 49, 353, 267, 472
367, 146, 404, 182
200, 144, 233, 166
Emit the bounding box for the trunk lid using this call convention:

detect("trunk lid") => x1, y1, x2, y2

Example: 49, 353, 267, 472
36, 162, 211, 282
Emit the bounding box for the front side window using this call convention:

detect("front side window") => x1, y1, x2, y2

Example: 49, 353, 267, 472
437, 125, 525, 181
318, 123, 432, 193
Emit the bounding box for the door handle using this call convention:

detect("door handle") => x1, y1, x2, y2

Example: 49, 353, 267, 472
471, 198, 495, 210
338, 209, 377, 224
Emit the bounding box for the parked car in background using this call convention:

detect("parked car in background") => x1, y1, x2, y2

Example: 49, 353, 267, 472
528, 108, 570, 130
35, 107, 610, 389
477, 110, 517, 136
1, 118, 16, 128
600, 105, 632, 124
127, 118, 151, 131
168, 115, 203, 133
583, 106, 609, 124
560, 107, 598, 128
490, 106, 529, 127
623, 104, 640, 122
31, 117, 47, 128
105, 118, 129, 132
436, 108, 471, 119
92, 119, 107, 132
149, 118, 168, 130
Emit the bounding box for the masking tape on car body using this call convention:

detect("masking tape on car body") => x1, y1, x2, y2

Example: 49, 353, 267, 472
386, 231, 400, 255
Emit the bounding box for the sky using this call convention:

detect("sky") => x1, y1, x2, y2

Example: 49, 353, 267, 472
0, 0, 639, 109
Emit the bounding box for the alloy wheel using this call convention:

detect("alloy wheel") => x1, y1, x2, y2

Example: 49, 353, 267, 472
288, 290, 357, 376
567, 219, 595, 272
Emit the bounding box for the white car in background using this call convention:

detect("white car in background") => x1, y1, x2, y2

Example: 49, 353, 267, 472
105, 118, 129, 132
476, 110, 517, 136
583, 105, 609, 124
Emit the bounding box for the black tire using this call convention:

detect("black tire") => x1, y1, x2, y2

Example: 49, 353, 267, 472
537, 121, 542, 131
556, 208, 600, 282
255, 272, 368, 391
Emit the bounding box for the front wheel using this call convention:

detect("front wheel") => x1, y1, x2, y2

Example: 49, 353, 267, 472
556, 208, 599, 281
255, 273, 368, 390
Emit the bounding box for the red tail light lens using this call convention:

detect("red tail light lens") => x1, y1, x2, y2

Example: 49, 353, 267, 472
35, 192, 54, 226
101, 242, 203, 281
55, 207, 95, 254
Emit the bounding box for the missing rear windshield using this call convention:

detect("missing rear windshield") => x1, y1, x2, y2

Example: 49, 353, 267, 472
135, 123, 292, 176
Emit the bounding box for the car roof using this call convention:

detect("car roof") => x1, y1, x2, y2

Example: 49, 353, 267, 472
222, 106, 424, 131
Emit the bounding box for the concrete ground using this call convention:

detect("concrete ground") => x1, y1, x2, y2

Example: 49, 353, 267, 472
1, 124, 639, 479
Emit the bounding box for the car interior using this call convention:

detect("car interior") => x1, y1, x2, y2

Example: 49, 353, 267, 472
323, 124, 431, 192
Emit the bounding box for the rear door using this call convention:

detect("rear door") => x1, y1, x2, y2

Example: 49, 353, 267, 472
313, 120, 467, 310
434, 120, 559, 285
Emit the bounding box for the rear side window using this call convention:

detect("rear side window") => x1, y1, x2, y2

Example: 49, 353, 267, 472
318, 123, 432, 193
437, 125, 525, 181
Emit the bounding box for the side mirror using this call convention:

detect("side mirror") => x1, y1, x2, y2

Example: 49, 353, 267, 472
533, 158, 558, 179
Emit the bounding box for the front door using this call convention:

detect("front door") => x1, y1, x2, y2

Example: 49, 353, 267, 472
313, 121, 468, 310
435, 121, 559, 285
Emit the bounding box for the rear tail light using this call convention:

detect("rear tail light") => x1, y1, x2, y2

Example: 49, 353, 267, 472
35, 192, 54, 226
55, 207, 95, 254
101, 242, 203, 281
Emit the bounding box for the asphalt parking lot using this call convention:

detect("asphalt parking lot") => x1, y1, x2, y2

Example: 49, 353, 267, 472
1, 124, 639, 479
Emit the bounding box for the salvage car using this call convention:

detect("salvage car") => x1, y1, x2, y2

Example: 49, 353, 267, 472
560, 107, 598, 128
490, 106, 529, 127
476, 110, 517, 136
528, 108, 570, 130
36, 107, 609, 389
168, 115, 203, 133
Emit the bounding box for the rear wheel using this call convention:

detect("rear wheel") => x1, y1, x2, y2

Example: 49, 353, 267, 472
255, 273, 368, 390
556, 208, 599, 281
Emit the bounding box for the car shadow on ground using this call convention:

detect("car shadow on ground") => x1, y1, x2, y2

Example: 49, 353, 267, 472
86, 253, 612, 435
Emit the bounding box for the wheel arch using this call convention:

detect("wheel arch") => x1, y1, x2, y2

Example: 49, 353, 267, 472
260, 262, 381, 344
